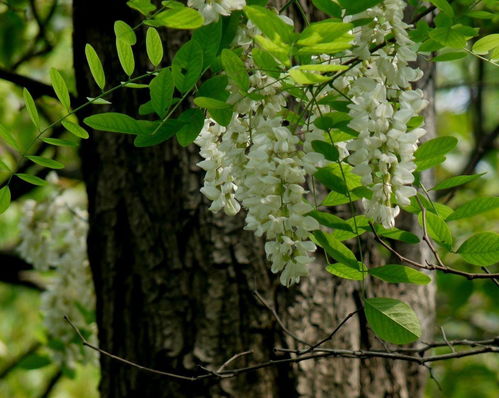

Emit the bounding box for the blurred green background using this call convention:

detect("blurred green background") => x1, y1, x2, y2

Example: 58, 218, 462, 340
0, 0, 497, 397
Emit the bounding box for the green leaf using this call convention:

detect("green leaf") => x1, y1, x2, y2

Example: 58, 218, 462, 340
18, 354, 52, 370
192, 20, 222, 68
419, 211, 453, 250
41, 137, 78, 147
312, 0, 341, 17
326, 262, 366, 280
252, 48, 281, 78
15, 173, 47, 186
428, 0, 454, 17
0, 123, 18, 149
472, 34, 499, 55
368, 265, 431, 285
364, 298, 421, 345
0, 159, 11, 172
84, 112, 144, 134
85, 44, 106, 90
62, 120, 89, 139
429, 27, 467, 49
244, 5, 294, 43
322, 190, 362, 206
221, 49, 250, 92
194, 97, 232, 110
0, 186, 11, 215
312, 230, 358, 267
338, 0, 383, 14
331, 215, 370, 240
297, 64, 348, 72
146, 7, 204, 30
289, 69, 333, 85
114, 20, 137, 45
26, 155, 64, 170
149, 68, 174, 117
376, 226, 420, 244
23, 88, 39, 130
127, 0, 156, 15
172, 40, 203, 93
308, 210, 352, 231
314, 163, 361, 195
430, 173, 484, 191
176, 108, 205, 147
134, 119, 181, 147
253, 35, 291, 66
457, 232, 499, 266
86, 97, 111, 105
311, 140, 339, 161
146, 27, 163, 67
49, 68, 71, 111
116, 39, 135, 76
446, 197, 499, 221
297, 21, 353, 47
432, 51, 467, 62
414, 136, 457, 164
197, 75, 232, 126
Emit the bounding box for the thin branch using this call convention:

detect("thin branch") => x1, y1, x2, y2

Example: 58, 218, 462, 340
369, 222, 499, 281
216, 350, 253, 373
299, 311, 358, 355
253, 290, 312, 347
39, 369, 63, 398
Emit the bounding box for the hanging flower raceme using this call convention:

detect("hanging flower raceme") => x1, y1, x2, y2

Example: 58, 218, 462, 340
17, 175, 97, 366
337, 0, 428, 228
188, 0, 246, 24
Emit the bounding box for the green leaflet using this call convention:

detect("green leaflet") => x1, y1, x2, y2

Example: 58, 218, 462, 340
446, 197, 499, 221
49, 68, 71, 111
312, 230, 358, 267
414, 136, 457, 171
192, 20, 222, 69
0, 186, 11, 215
419, 211, 453, 251
62, 120, 90, 139
26, 155, 64, 170
457, 232, 499, 266
368, 265, 431, 285
146, 28, 163, 67
311, 141, 339, 161
114, 20, 137, 45
41, 137, 78, 147
172, 40, 204, 93
176, 108, 205, 147
312, 0, 341, 17
244, 5, 294, 43
15, 173, 47, 186
84, 112, 146, 134
85, 44, 106, 90
116, 39, 135, 76
134, 119, 182, 147
149, 68, 174, 117
428, 0, 454, 17
18, 354, 52, 370
326, 262, 367, 281
194, 97, 232, 110
221, 49, 250, 92
145, 7, 203, 30
289, 69, 332, 85
23, 88, 39, 130
472, 34, 499, 55
127, 0, 156, 15
430, 173, 485, 191
364, 298, 421, 345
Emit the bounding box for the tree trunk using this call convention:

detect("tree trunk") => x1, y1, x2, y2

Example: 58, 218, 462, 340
73, 1, 435, 397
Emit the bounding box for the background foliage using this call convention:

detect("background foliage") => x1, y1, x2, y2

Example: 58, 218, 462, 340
0, 0, 497, 396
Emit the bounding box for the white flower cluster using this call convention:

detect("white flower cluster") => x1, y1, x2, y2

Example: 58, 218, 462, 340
188, 0, 246, 25
195, 22, 325, 286
337, 0, 428, 228
17, 178, 97, 366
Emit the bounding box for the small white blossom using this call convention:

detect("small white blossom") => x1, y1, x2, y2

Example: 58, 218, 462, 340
188, 0, 246, 24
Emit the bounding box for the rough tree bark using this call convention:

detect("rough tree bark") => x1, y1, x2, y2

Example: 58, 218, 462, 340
73, 1, 435, 397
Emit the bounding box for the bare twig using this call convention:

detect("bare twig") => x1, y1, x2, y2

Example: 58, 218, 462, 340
216, 350, 253, 373
253, 290, 312, 347
369, 222, 499, 281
